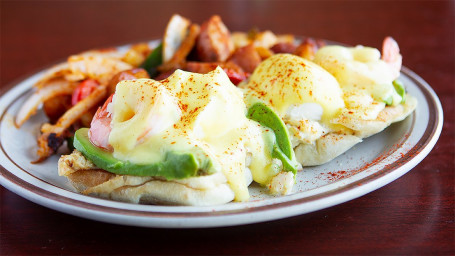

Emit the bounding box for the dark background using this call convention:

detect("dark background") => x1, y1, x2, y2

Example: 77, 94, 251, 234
1, 0, 454, 254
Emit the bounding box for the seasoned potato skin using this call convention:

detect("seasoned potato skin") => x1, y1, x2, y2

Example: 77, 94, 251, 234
196, 15, 234, 62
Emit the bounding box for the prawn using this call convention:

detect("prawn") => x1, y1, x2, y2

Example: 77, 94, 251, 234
89, 94, 114, 151
382, 36, 402, 79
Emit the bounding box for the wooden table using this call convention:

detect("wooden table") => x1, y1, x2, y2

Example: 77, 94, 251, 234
1, 1, 453, 254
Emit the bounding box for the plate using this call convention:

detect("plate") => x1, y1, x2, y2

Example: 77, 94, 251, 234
0, 47, 443, 228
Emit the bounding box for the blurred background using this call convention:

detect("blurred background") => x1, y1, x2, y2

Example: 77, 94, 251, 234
2, 0, 453, 88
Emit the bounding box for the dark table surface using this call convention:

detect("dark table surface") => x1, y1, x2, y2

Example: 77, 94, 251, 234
1, 0, 454, 255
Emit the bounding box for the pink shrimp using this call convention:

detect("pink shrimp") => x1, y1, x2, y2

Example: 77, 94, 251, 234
89, 94, 114, 151
382, 36, 402, 78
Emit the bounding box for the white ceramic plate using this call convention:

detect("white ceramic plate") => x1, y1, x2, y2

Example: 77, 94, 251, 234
0, 48, 443, 228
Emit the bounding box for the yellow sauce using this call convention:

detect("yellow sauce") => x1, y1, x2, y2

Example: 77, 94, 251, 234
313, 45, 402, 106
241, 54, 345, 124
108, 67, 279, 201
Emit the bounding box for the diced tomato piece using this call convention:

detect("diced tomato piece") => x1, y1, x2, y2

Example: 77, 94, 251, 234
71, 79, 99, 105
224, 68, 247, 85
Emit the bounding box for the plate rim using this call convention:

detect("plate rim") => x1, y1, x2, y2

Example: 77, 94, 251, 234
0, 55, 443, 228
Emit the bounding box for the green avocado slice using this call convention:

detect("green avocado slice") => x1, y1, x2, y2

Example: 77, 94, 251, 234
383, 95, 393, 106
247, 102, 299, 174
73, 128, 204, 179
393, 79, 406, 104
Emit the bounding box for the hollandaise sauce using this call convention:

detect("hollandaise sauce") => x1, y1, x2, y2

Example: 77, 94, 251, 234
241, 54, 345, 125
107, 67, 280, 201
313, 45, 403, 106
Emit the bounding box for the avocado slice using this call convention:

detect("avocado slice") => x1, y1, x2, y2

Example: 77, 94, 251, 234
393, 79, 406, 103
379, 80, 407, 106
383, 95, 393, 106
66, 136, 75, 152
247, 102, 299, 174
73, 128, 208, 179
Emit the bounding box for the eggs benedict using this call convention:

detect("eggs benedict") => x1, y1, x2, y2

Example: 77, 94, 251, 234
241, 38, 416, 166
313, 37, 417, 138
59, 67, 300, 205
241, 53, 362, 166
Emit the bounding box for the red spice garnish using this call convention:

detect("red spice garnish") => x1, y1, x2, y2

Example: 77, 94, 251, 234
314, 133, 412, 183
